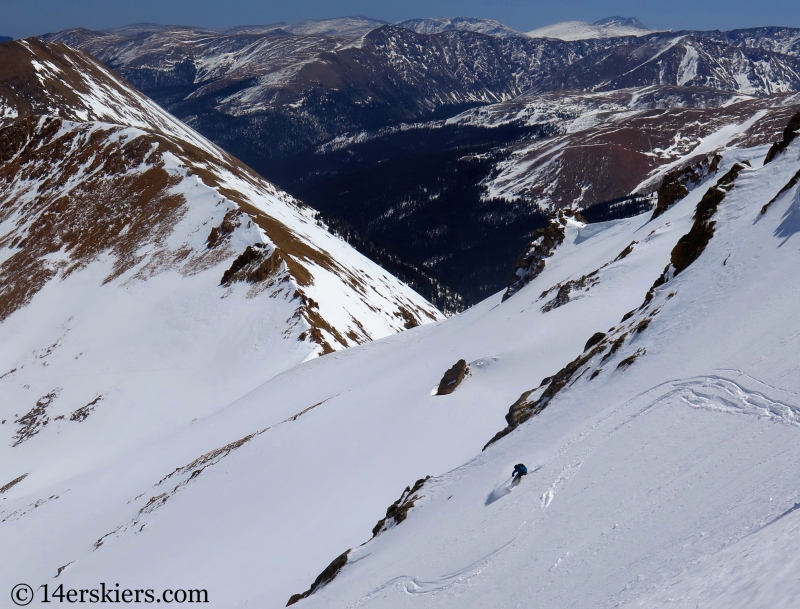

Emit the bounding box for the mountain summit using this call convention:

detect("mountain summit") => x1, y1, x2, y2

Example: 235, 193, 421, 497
527, 15, 652, 40
593, 16, 649, 30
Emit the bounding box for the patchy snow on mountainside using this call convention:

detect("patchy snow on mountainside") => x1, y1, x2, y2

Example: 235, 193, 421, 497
527, 16, 653, 41
453, 89, 800, 208
281, 17, 389, 38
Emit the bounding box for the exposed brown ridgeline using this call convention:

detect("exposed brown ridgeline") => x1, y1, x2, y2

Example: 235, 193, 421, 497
0, 38, 438, 354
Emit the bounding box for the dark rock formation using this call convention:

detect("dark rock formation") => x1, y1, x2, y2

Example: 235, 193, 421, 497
12, 389, 60, 446
70, 395, 104, 422
671, 163, 745, 276
617, 348, 646, 370
371, 476, 431, 537
483, 335, 614, 450
0, 473, 28, 494
652, 153, 722, 219
584, 332, 607, 352
764, 111, 800, 165
540, 271, 600, 313
502, 210, 577, 301
219, 245, 283, 286
285, 475, 431, 606
436, 359, 469, 395
762, 169, 800, 214
286, 550, 351, 606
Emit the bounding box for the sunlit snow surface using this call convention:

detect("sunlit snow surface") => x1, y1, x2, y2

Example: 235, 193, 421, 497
3, 38, 800, 609
526, 19, 653, 41
290, 145, 800, 608
8, 125, 797, 607
0, 39, 444, 607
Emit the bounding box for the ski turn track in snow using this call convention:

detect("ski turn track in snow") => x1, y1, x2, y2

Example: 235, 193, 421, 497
329, 370, 800, 609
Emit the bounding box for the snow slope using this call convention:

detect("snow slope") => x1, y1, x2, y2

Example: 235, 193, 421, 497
0, 37, 444, 586
288, 123, 800, 608
4, 106, 777, 607
5, 33, 800, 609
0, 188, 697, 607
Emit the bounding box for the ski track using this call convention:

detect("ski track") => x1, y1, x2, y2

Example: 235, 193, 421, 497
540, 373, 800, 507
346, 534, 522, 607
342, 371, 800, 607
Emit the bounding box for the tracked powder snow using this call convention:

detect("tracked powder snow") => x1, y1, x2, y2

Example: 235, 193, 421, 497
3, 32, 800, 609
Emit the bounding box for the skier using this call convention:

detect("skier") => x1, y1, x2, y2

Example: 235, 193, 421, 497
512, 463, 528, 483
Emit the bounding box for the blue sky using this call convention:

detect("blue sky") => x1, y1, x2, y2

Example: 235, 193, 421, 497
2, 0, 799, 38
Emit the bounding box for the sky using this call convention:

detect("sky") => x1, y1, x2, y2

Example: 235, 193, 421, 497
1, 0, 799, 38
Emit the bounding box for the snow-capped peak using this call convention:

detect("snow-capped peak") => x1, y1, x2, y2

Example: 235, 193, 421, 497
527, 15, 654, 41
593, 16, 649, 30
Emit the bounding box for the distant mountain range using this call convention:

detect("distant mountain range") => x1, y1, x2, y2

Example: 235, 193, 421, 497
40, 17, 800, 304
395, 16, 522, 37
41, 15, 654, 43
0, 36, 12, 42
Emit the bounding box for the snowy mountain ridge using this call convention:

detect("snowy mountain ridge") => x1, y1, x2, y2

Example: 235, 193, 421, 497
42, 22, 800, 305
394, 16, 522, 37
3, 37, 800, 602
0, 36, 441, 535
290, 110, 800, 609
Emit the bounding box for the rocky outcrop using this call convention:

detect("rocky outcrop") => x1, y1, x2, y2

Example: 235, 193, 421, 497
584, 332, 607, 352
670, 163, 746, 276
503, 210, 582, 301
70, 395, 104, 422
762, 169, 800, 214
285, 475, 431, 606
371, 476, 431, 537
0, 473, 28, 494
12, 390, 60, 446
286, 550, 351, 606
764, 111, 800, 165
651, 153, 722, 219
219, 245, 284, 286
540, 271, 600, 313
435, 360, 469, 395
